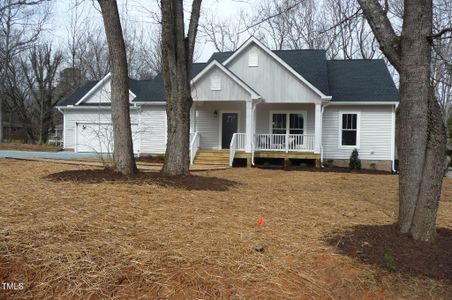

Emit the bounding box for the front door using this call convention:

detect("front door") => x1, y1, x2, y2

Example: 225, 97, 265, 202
221, 113, 238, 149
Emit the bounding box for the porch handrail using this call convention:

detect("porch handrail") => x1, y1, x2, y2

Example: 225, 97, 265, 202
254, 134, 315, 152
189, 132, 200, 165
229, 133, 246, 166
229, 133, 237, 167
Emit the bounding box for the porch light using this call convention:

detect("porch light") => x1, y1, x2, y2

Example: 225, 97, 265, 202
213, 110, 218, 118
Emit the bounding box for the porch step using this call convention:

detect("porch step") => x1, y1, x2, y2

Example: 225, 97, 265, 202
193, 150, 230, 166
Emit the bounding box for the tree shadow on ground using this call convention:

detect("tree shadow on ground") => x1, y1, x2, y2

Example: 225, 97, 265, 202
44, 169, 240, 191
324, 224, 452, 281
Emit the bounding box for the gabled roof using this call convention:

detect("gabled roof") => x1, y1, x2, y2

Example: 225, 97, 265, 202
58, 38, 399, 107
191, 60, 260, 100
57, 81, 98, 106
208, 49, 330, 96
221, 37, 330, 99
327, 59, 399, 102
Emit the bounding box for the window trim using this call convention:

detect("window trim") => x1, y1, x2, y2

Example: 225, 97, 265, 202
269, 111, 307, 135
338, 111, 361, 149
248, 52, 259, 67
210, 76, 221, 91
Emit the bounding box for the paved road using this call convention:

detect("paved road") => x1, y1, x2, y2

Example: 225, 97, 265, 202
0, 150, 103, 160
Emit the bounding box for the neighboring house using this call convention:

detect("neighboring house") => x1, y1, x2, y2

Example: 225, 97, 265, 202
57, 37, 399, 171
1, 108, 27, 141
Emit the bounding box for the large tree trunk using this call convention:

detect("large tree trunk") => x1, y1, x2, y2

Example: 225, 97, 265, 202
98, 0, 137, 175
397, 2, 447, 241
0, 99, 3, 142
358, 0, 447, 242
160, 0, 202, 176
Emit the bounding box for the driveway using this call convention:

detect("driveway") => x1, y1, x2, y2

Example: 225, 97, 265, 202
0, 150, 103, 160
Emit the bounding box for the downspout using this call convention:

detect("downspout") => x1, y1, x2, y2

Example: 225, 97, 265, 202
391, 103, 399, 173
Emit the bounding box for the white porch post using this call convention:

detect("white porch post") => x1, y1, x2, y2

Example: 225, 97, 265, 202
245, 101, 253, 152
190, 103, 197, 133
314, 103, 321, 153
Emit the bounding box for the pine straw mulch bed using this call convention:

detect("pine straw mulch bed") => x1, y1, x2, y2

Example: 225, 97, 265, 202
0, 159, 451, 299
0, 143, 62, 152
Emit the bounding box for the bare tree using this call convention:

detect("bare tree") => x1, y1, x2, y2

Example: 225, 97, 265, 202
0, 0, 50, 142
358, 0, 448, 242
200, 12, 246, 52
431, 0, 452, 122
160, 0, 202, 176
21, 44, 63, 144
97, 0, 137, 175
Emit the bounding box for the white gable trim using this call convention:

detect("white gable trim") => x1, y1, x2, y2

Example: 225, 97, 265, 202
191, 60, 261, 100
222, 37, 332, 101
75, 72, 137, 105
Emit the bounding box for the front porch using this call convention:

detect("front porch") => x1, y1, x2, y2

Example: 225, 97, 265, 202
189, 101, 322, 167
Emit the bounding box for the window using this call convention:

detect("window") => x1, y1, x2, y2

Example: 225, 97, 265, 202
248, 53, 259, 67
340, 113, 359, 146
211, 76, 221, 91
272, 113, 286, 134
289, 113, 304, 134
271, 112, 304, 134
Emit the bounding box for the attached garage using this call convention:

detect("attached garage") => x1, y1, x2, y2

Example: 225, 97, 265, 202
75, 122, 140, 153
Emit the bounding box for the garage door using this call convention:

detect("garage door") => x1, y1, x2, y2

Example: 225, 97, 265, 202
76, 123, 140, 153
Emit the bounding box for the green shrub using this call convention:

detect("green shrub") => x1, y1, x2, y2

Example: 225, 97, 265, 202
384, 252, 397, 272
349, 149, 362, 170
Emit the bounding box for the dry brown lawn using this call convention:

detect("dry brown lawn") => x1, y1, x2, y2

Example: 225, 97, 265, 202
0, 143, 62, 152
0, 159, 451, 299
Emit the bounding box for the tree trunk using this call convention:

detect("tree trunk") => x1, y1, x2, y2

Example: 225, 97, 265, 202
358, 0, 448, 242
396, 1, 447, 242
160, 0, 202, 176
98, 0, 137, 175
0, 99, 3, 142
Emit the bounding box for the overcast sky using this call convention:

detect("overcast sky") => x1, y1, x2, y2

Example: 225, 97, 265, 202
48, 0, 257, 62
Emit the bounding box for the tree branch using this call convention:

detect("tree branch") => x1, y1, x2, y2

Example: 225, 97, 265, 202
358, 0, 401, 71
187, 0, 202, 66
429, 27, 452, 40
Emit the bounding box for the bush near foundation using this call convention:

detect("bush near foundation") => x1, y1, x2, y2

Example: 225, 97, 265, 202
349, 149, 362, 170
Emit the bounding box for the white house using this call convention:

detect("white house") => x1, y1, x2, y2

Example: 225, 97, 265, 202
57, 37, 399, 171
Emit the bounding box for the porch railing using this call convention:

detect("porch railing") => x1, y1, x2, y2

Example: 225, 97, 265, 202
254, 134, 315, 152
189, 132, 200, 165
229, 133, 246, 166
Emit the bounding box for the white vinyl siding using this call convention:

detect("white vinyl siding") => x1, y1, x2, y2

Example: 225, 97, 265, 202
322, 105, 393, 160
83, 78, 135, 104
192, 67, 251, 101
193, 101, 246, 149
139, 105, 167, 154
227, 44, 322, 103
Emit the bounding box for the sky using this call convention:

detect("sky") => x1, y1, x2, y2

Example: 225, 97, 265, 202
49, 0, 257, 62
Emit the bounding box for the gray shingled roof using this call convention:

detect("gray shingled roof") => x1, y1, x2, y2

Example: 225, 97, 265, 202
57, 81, 98, 106
274, 50, 329, 95
58, 50, 399, 106
327, 59, 399, 102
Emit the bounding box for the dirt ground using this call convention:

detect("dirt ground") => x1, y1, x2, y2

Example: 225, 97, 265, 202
0, 159, 451, 299
0, 143, 62, 152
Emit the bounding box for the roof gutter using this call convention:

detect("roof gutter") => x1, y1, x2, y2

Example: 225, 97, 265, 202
327, 101, 399, 105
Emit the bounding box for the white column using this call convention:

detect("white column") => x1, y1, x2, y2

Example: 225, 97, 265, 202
190, 103, 197, 133
245, 101, 253, 153
314, 103, 321, 153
